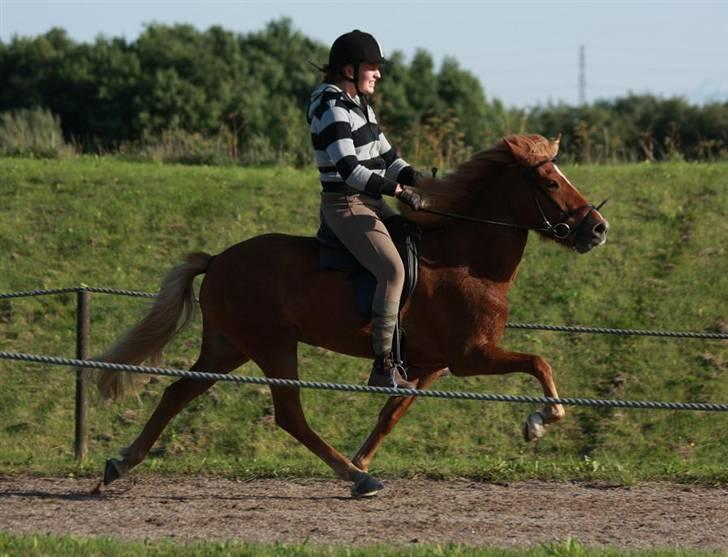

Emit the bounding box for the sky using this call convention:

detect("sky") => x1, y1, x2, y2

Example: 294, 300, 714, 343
1, 0, 727, 108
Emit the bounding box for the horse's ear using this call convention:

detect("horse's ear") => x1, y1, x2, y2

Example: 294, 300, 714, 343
503, 136, 527, 162
549, 134, 561, 157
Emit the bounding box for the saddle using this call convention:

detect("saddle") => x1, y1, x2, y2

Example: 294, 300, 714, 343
316, 214, 421, 364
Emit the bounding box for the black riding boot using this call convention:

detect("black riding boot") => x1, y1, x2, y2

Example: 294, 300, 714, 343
368, 352, 417, 389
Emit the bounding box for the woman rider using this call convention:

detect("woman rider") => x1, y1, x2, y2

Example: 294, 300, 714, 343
307, 30, 422, 389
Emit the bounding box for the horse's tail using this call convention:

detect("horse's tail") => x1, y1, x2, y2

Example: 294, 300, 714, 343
95, 252, 214, 400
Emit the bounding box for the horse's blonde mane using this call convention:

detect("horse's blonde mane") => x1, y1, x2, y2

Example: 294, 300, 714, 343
400, 134, 559, 226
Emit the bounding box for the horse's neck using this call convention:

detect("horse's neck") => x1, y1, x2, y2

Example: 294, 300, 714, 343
420, 222, 528, 283
421, 164, 530, 282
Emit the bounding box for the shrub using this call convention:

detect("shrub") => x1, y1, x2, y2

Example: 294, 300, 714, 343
120, 127, 237, 166
0, 108, 76, 158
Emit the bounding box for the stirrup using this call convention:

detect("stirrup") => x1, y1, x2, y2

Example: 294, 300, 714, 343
391, 360, 410, 384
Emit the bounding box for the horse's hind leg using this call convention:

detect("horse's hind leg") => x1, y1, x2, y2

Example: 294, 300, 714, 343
254, 333, 382, 497
352, 368, 446, 472
104, 334, 248, 485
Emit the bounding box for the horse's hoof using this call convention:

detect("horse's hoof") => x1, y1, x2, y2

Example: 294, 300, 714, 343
351, 472, 384, 498
103, 458, 124, 485
523, 411, 547, 442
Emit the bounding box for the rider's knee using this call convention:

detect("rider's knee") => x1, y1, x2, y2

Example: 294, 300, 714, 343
382, 257, 405, 286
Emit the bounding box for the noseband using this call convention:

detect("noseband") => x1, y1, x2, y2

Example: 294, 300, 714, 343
420, 159, 608, 240
534, 195, 609, 240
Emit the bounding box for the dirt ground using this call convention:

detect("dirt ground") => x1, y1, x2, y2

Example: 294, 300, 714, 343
0, 476, 726, 550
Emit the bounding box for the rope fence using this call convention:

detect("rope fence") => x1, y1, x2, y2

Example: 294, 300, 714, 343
0, 285, 158, 300
1, 284, 726, 460
1, 285, 726, 339
2, 350, 727, 412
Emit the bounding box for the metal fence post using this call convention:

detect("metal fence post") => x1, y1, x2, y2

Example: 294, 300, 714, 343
74, 289, 90, 461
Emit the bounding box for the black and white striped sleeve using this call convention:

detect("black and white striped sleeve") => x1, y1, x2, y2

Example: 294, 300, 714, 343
317, 104, 398, 196
379, 131, 416, 186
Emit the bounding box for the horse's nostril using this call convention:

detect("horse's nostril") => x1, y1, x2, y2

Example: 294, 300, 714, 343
592, 221, 608, 237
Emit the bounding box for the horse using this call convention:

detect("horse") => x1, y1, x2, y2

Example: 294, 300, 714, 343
95, 134, 609, 497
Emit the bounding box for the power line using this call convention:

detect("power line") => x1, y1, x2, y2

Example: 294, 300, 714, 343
480, 65, 726, 76
579, 44, 586, 106
590, 65, 728, 75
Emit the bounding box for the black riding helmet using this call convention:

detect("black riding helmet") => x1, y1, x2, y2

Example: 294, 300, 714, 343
326, 30, 386, 97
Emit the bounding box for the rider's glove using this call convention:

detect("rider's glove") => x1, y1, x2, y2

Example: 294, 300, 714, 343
396, 187, 422, 211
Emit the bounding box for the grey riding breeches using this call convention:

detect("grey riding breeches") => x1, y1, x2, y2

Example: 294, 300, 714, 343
320, 191, 404, 356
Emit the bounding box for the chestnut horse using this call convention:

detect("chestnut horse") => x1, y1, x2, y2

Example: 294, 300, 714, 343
96, 134, 608, 497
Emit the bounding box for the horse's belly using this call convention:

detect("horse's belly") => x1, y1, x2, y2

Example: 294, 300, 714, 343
200, 235, 373, 358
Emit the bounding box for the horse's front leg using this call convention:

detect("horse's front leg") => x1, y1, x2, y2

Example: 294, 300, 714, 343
449, 344, 565, 441
352, 368, 446, 472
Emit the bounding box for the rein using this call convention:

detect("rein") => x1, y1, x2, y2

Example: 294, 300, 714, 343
418, 159, 608, 240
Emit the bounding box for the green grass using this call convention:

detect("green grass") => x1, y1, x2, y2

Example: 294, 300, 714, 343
0, 157, 726, 483
0, 533, 721, 557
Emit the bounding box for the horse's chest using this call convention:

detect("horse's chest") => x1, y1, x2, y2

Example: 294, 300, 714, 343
460, 286, 509, 338
445, 272, 508, 312
419, 271, 509, 339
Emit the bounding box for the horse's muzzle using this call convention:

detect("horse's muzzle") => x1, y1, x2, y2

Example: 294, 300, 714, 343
574, 217, 609, 253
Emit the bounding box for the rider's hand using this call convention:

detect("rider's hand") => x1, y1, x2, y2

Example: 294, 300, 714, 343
396, 186, 422, 211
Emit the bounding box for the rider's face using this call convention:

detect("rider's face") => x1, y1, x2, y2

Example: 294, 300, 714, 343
355, 63, 381, 95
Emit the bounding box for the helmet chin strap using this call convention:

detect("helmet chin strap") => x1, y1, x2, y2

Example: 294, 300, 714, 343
346, 63, 370, 122
354, 63, 362, 96
344, 64, 362, 95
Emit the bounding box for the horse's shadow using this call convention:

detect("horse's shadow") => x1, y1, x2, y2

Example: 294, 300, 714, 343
0, 489, 101, 502
0, 486, 353, 502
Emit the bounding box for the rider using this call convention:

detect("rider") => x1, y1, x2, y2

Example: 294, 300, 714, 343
307, 30, 422, 389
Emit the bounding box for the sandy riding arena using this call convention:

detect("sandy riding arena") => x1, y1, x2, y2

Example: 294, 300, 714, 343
1, 476, 726, 550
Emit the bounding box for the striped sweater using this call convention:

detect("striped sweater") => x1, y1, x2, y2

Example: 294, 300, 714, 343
307, 83, 415, 197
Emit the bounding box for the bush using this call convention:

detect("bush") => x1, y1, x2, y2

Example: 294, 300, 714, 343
0, 108, 76, 158
119, 127, 237, 166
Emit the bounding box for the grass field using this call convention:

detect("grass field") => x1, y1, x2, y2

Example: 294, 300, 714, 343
0, 533, 723, 557
0, 157, 726, 483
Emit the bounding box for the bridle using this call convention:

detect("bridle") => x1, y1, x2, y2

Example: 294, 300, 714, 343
419, 159, 608, 241
526, 159, 609, 240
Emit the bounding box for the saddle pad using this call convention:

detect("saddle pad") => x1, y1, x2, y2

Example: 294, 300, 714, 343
317, 215, 420, 318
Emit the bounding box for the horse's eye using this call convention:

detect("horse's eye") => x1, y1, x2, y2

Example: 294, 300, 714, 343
545, 180, 559, 189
